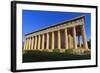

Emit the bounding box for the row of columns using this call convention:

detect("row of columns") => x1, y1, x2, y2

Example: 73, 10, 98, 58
23, 25, 88, 51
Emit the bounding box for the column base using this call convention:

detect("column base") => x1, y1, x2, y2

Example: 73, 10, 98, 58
72, 48, 91, 55
59, 49, 66, 53
24, 49, 30, 51
85, 48, 90, 51
47, 49, 53, 52
38, 49, 44, 51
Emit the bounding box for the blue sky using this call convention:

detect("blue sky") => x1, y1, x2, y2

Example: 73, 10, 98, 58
22, 10, 91, 41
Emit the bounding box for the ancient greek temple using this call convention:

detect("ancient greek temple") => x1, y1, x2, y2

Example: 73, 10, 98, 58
23, 16, 88, 52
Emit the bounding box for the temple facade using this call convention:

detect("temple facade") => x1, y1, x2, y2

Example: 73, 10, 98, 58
23, 16, 89, 52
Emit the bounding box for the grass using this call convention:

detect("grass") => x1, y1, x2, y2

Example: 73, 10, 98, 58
23, 49, 91, 63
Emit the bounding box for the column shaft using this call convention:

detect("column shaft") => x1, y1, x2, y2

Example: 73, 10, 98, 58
38, 35, 41, 50
58, 30, 61, 49
73, 27, 77, 48
33, 37, 35, 49
28, 38, 31, 50
52, 31, 54, 49
42, 34, 45, 50
31, 37, 34, 50
34, 36, 37, 50
65, 28, 68, 49
25, 39, 28, 50
46, 33, 49, 50
23, 39, 27, 50
27, 38, 30, 50
81, 25, 88, 49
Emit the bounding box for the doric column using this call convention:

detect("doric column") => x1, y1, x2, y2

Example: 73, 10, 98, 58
46, 33, 49, 50
28, 38, 30, 50
31, 36, 34, 50
58, 30, 61, 49
52, 31, 54, 49
34, 36, 37, 50
73, 27, 77, 49
65, 28, 68, 49
81, 25, 88, 49
28, 38, 31, 50
33, 37, 35, 49
42, 34, 45, 50
25, 38, 28, 50
23, 39, 27, 50
27, 38, 30, 50
38, 35, 41, 50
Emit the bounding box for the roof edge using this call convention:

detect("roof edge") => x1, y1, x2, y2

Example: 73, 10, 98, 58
25, 15, 85, 36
